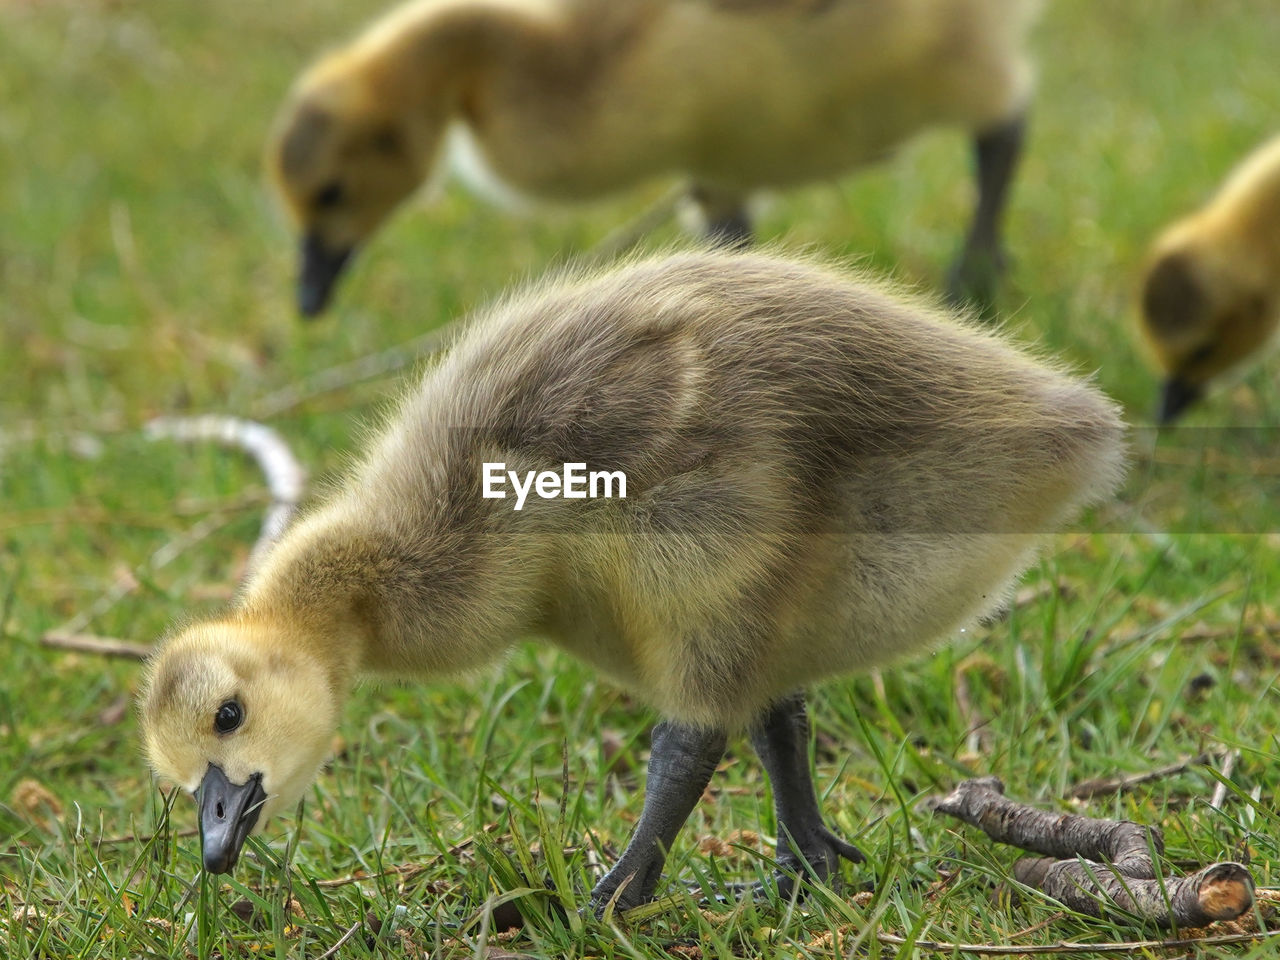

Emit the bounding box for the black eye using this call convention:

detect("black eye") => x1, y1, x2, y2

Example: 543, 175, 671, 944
1186, 343, 1215, 366
214, 700, 244, 734
371, 126, 402, 155
313, 181, 344, 210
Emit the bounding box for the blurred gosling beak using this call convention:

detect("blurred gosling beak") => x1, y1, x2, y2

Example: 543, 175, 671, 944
197, 764, 266, 874
298, 233, 353, 318
1156, 376, 1203, 425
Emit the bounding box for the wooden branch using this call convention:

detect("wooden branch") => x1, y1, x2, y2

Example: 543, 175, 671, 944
1178, 621, 1280, 643
1012, 578, 1076, 611
1013, 858, 1253, 928
312, 836, 483, 887
931, 777, 1254, 928
934, 777, 1162, 875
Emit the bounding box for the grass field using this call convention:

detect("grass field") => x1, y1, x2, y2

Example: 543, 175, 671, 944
4, 1, 1280, 957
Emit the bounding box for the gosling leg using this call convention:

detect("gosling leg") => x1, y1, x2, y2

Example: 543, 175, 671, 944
691, 184, 753, 250
749, 692, 864, 899
589, 720, 727, 915
946, 111, 1026, 312
705, 209, 753, 249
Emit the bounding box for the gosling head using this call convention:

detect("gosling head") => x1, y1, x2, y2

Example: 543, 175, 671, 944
267, 60, 436, 317
1140, 240, 1276, 424
140, 619, 342, 873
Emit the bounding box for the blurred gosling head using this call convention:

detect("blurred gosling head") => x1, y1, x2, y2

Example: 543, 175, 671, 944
140, 619, 343, 872
1140, 136, 1280, 423
267, 53, 450, 317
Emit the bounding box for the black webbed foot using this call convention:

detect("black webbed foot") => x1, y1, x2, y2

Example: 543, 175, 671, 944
748, 693, 864, 900
588, 720, 727, 917
770, 821, 864, 899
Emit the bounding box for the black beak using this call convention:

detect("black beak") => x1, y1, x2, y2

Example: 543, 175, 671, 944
1156, 376, 1203, 425
297, 233, 353, 318
197, 764, 266, 874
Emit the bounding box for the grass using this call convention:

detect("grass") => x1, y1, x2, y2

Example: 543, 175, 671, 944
3, 0, 1280, 956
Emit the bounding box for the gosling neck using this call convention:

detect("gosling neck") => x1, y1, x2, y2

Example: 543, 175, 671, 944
237, 497, 550, 679
234, 508, 384, 687
359, 0, 562, 119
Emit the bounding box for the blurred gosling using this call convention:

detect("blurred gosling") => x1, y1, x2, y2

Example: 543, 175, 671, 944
269, 0, 1042, 316
1141, 134, 1280, 423
140, 249, 1123, 909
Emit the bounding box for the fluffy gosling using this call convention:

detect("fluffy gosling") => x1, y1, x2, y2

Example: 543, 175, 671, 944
1140, 134, 1280, 423
140, 250, 1124, 909
268, 0, 1041, 316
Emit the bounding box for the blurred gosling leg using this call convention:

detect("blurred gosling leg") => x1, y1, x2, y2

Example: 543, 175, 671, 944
692, 184, 753, 250
948, 112, 1027, 311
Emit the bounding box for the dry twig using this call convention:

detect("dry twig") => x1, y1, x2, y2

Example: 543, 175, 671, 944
41, 417, 309, 659
313, 919, 362, 960
932, 777, 1254, 928
252, 328, 455, 419
874, 929, 1280, 955
1209, 749, 1239, 811
313, 837, 481, 887
953, 662, 990, 756
94, 826, 198, 848
39, 632, 153, 659
1137, 441, 1280, 479
1109, 618, 1280, 650
579, 184, 685, 265
146, 415, 306, 576
1067, 752, 1221, 800
40, 512, 236, 656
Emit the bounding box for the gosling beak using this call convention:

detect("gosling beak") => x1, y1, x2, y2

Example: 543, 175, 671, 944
1156, 376, 1203, 425
197, 764, 266, 874
297, 233, 353, 318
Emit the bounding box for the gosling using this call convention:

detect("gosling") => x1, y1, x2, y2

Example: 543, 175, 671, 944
140, 250, 1124, 911
1140, 134, 1280, 423
269, 0, 1041, 316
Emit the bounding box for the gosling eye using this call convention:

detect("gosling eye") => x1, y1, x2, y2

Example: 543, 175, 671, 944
371, 125, 402, 156
214, 700, 244, 735
313, 181, 344, 210
1185, 342, 1215, 367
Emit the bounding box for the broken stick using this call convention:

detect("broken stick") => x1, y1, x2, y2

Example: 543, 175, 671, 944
1013, 857, 1254, 929
931, 776, 1254, 928
40, 632, 152, 660
146, 415, 306, 577
1067, 752, 1220, 801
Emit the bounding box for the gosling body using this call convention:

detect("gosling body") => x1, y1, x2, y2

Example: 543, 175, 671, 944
271, 0, 1040, 314
1141, 134, 1280, 422
142, 250, 1123, 906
